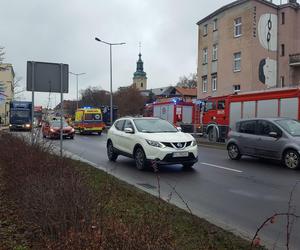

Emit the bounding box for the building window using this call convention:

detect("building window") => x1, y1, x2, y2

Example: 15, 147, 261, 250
203, 24, 208, 36
233, 84, 241, 92
213, 19, 218, 31
234, 17, 242, 37
141, 82, 143, 88
281, 44, 285, 57
212, 44, 218, 61
202, 76, 207, 93
282, 12, 285, 25
233, 52, 241, 72
211, 74, 217, 92
203, 48, 208, 64
280, 76, 285, 87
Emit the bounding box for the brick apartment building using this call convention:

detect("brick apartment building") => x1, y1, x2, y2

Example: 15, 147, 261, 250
197, 0, 300, 99
0, 64, 14, 125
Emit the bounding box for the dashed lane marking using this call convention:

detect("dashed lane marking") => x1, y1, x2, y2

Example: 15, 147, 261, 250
200, 162, 243, 173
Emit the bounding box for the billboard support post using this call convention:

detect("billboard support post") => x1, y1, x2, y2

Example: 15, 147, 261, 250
31, 62, 35, 145
60, 64, 63, 157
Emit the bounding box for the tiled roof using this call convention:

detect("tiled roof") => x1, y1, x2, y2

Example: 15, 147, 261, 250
175, 87, 197, 97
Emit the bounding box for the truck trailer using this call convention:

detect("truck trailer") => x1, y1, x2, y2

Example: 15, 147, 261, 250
9, 101, 32, 131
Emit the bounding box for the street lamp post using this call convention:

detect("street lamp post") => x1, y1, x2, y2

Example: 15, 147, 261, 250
95, 37, 125, 125
69, 72, 86, 110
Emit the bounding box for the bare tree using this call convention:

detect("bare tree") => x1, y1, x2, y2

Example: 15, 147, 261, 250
80, 87, 110, 108
0, 46, 5, 64
114, 86, 146, 117
75, 85, 145, 117
12, 76, 25, 97
176, 73, 197, 88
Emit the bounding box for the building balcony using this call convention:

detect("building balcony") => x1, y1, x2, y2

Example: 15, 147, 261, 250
289, 53, 300, 66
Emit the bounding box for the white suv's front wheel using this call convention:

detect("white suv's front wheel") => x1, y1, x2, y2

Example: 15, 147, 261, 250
134, 147, 147, 170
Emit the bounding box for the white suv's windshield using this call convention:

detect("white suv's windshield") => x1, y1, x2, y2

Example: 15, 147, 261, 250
133, 119, 178, 133
275, 119, 300, 136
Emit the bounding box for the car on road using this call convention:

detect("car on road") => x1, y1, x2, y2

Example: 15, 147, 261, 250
227, 118, 300, 169
106, 117, 198, 170
42, 119, 75, 139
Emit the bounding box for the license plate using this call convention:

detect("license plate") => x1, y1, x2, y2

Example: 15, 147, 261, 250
173, 152, 189, 157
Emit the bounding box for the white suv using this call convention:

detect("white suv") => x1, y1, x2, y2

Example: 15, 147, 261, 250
106, 117, 198, 170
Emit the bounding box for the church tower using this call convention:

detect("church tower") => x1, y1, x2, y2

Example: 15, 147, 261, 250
133, 45, 147, 91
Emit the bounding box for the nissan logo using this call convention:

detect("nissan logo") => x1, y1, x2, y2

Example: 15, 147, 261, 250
176, 143, 183, 148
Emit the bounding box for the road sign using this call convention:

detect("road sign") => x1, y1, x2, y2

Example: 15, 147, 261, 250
26, 61, 69, 157
26, 61, 69, 93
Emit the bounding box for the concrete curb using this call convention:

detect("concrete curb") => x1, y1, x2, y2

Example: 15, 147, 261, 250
195, 138, 226, 150
197, 143, 226, 150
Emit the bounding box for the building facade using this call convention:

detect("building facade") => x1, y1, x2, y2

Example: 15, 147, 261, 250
197, 0, 300, 99
132, 53, 147, 91
0, 64, 14, 125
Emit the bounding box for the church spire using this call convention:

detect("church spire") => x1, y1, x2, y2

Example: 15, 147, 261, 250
134, 42, 146, 77
133, 42, 147, 91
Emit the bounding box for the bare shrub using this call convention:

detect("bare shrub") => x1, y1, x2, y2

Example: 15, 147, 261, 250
251, 182, 300, 249
0, 134, 96, 242
0, 133, 175, 249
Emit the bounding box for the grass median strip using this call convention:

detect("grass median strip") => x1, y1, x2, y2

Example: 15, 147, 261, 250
0, 132, 264, 249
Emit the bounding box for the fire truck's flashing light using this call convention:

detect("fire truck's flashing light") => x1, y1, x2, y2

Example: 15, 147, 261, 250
171, 98, 178, 103
194, 100, 205, 105
83, 106, 92, 109
172, 97, 183, 104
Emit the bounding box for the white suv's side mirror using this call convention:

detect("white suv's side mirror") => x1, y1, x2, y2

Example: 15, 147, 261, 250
177, 127, 182, 132
124, 127, 134, 134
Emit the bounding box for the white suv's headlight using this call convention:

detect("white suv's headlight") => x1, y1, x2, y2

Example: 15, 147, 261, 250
192, 139, 197, 146
146, 139, 165, 148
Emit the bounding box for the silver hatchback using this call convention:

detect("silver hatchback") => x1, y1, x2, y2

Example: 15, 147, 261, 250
227, 118, 300, 170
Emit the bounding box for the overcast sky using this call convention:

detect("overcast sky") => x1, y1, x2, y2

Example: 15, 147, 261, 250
1, 0, 283, 107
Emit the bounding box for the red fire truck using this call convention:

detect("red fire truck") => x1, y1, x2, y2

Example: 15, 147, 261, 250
199, 88, 300, 142
151, 99, 201, 133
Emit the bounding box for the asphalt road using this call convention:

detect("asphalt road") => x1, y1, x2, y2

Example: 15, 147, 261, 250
35, 132, 300, 249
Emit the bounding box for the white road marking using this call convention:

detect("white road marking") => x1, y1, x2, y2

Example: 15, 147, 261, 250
200, 162, 243, 173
